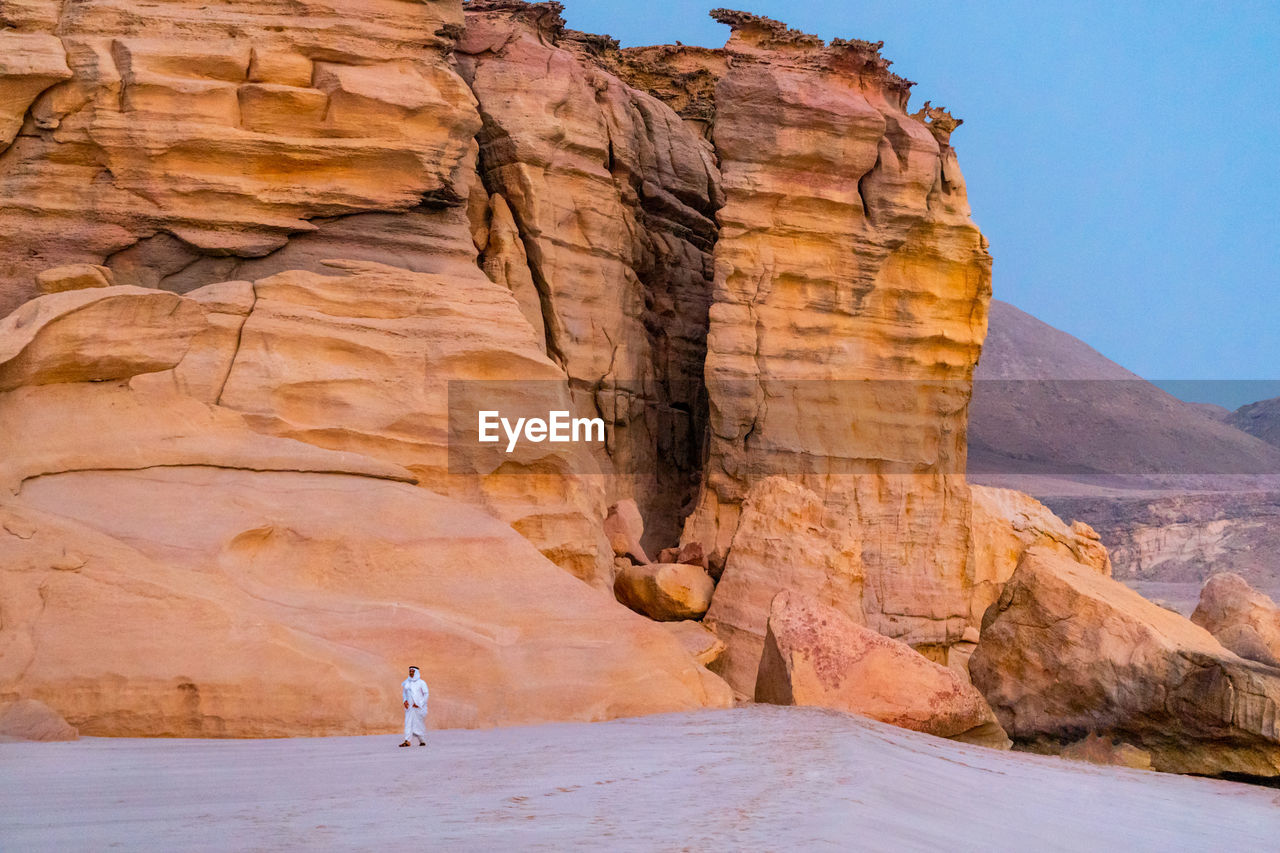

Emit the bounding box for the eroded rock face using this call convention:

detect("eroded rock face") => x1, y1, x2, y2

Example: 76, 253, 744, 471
137, 260, 617, 589
756, 591, 1008, 747
0, 288, 731, 735
703, 476, 862, 696
971, 547, 1280, 778
671, 11, 991, 659
1192, 573, 1280, 667
458, 2, 722, 549
0, 0, 480, 317
0, 285, 205, 392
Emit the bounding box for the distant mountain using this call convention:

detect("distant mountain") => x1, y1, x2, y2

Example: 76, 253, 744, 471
977, 300, 1140, 382
968, 300, 1280, 594
970, 300, 1280, 480
1230, 397, 1280, 449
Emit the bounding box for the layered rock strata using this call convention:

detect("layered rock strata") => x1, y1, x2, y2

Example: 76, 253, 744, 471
654, 12, 993, 693
0, 0, 479, 317
0, 286, 732, 734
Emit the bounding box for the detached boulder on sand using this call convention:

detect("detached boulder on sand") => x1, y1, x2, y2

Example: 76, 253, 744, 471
972, 547, 1280, 778
1192, 572, 1280, 667
0, 699, 78, 741
755, 591, 1010, 748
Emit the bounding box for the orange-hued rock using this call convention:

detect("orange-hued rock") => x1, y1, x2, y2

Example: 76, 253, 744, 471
0, 31, 71, 150
703, 477, 862, 696
673, 11, 991, 663
459, 2, 722, 548
0, 699, 78, 742
0, 286, 205, 392
971, 547, 1280, 778
151, 260, 616, 589
0, 289, 731, 735
34, 263, 114, 293
756, 592, 1008, 747
1, 466, 731, 736
614, 562, 715, 621
969, 485, 1111, 626
661, 620, 727, 668
1192, 573, 1280, 667
0, 0, 480, 316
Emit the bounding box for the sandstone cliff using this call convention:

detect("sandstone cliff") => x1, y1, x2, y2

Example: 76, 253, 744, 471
5, 0, 1279, 778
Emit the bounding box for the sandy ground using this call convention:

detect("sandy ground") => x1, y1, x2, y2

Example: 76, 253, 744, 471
3, 706, 1279, 851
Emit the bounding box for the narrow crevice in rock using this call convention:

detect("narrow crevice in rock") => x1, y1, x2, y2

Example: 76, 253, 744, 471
212, 280, 256, 408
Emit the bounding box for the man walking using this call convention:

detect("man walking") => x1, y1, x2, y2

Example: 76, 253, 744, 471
400, 666, 429, 748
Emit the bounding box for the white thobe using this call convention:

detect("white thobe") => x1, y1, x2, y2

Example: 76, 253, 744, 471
402, 675, 429, 741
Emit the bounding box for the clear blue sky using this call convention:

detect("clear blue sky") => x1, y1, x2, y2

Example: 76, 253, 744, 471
562, 1, 1279, 406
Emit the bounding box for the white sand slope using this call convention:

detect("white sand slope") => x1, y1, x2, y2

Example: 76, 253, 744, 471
2, 706, 1278, 850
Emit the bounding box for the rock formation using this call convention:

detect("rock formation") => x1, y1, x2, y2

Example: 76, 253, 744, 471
0, 0, 480, 317
0, 286, 730, 735
668, 10, 992, 683
1192, 573, 1280, 667
0, 699, 78, 742
6, 0, 1273, 780
458, 2, 723, 550
972, 547, 1280, 778
756, 591, 1008, 748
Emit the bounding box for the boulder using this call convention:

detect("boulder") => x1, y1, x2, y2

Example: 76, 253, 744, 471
971, 547, 1280, 778
661, 620, 727, 668
969, 485, 1111, 626
35, 264, 115, 293
756, 591, 1009, 748
0, 286, 207, 392
0, 699, 78, 742
615, 562, 715, 621
1192, 573, 1280, 667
